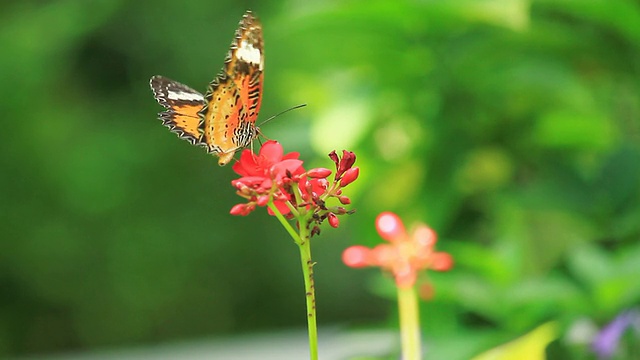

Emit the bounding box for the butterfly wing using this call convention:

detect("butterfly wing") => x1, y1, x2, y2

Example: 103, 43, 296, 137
150, 75, 205, 145
198, 10, 264, 165
224, 11, 264, 124
150, 11, 264, 166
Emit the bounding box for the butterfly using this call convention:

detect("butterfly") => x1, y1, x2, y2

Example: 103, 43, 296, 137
150, 10, 264, 166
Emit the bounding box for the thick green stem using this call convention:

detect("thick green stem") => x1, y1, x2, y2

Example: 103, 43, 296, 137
398, 286, 421, 360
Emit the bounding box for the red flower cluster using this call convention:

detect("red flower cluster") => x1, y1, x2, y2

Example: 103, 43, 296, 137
230, 141, 358, 233
342, 212, 453, 289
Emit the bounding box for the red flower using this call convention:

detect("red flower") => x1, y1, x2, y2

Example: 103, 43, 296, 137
229, 141, 359, 232
342, 212, 453, 289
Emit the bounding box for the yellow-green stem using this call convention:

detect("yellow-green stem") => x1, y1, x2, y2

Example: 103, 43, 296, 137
398, 286, 421, 360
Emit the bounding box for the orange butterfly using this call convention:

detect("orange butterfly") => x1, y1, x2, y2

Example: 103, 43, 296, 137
150, 10, 264, 166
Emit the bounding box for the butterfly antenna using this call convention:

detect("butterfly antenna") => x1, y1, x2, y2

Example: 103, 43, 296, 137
258, 104, 307, 127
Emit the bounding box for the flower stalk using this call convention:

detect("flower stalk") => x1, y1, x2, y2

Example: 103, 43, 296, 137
398, 285, 421, 360
232, 141, 358, 360
298, 231, 318, 360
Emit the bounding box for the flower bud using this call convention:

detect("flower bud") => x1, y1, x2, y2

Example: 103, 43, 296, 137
328, 213, 339, 228
307, 168, 332, 178
338, 150, 356, 174
339, 167, 359, 187
338, 196, 351, 205
334, 207, 347, 215
230, 203, 253, 216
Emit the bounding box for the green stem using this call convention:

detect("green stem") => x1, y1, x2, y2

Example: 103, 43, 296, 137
298, 224, 318, 360
267, 201, 318, 360
398, 286, 421, 360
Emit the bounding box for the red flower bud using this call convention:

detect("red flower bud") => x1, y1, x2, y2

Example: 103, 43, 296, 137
338, 196, 351, 204
328, 213, 339, 228
339, 167, 359, 187
230, 203, 253, 216
307, 168, 332, 178
338, 150, 356, 174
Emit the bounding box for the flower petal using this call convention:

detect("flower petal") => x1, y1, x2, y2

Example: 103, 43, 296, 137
342, 246, 371, 268
233, 149, 260, 176
413, 225, 437, 248
283, 151, 301, 160
259, 140, 284, 162
271, 159, 304, 177
376, 212, 406, 242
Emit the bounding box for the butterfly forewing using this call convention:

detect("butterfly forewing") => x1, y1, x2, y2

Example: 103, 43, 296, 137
225, 11, 264, 124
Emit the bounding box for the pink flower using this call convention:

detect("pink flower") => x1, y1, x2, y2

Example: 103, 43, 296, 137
342, 212, 453, 289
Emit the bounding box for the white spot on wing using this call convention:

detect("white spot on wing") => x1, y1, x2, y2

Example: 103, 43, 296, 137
236, 40, 262, 70
167, 90, 204, 102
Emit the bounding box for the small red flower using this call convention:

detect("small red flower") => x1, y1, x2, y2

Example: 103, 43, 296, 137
343, 212, 453, 289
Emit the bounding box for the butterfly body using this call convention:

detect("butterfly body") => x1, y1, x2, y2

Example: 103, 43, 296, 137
150, 11, 263, 166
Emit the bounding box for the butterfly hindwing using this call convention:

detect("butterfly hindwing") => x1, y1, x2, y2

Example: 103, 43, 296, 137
150, 75, 205, 145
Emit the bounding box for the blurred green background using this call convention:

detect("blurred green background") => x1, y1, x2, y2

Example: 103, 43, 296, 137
2, 0, 640, 358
